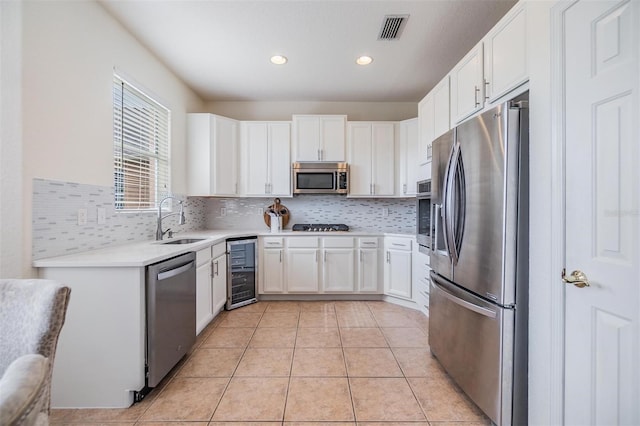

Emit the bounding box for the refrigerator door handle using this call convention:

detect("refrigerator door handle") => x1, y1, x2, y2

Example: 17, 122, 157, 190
442, 142, 456, 260
444, 141, 461, 264
431, 273, 497, 319
451, 142, 466, 262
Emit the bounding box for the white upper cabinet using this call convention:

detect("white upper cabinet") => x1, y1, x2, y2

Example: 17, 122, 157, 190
432, 76, 451, 139
187, 113, 239, 196
418, 93, 434, 167
483, 2, 527, 103
347, 122, 395, 197
240, 121, 291, 197
292, 115, 346, 162
450, 42, 485, 125
398, 118, 419, 196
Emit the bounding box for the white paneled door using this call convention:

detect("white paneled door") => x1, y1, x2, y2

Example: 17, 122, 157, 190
562, 1, 639, 424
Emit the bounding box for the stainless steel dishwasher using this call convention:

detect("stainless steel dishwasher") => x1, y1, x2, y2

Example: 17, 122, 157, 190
146, 251, 196, 388
226, 237, 258, 310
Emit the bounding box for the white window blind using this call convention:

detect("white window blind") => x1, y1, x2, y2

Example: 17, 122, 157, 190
113, 74, 170, 210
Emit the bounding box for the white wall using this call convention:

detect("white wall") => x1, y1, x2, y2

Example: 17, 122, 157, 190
526, 1, 559, 424
204, 100, 418, 121
0, 1, 23, 278
19, 0, 204, 276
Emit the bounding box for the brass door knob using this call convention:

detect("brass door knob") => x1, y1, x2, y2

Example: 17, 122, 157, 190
561, 268, 590, 288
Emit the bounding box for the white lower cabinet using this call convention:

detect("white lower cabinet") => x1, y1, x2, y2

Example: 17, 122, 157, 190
211, 242, 227, 314
286, 251, 319, 292
260, 235, 384, 294
322, 237, 355, 292
261, 237, 285, 293
357, 237, 380, 293
413, 247, 431, 316
384, 236, 413, 300
195, 246, 213, 335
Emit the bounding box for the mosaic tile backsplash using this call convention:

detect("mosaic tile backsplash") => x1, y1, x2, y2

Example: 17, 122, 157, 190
32, 178, 416, 260
203, 196, 415, 233
32, 178, 207, 260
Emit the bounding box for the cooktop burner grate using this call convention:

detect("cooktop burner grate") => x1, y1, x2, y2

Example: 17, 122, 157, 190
292, 223, 349, 232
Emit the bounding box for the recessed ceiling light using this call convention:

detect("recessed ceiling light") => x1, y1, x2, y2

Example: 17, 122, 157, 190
356, 55, 373, 66
270, 55, 288, 65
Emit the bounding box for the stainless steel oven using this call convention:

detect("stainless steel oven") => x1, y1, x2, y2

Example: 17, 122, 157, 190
292, 162, 349, 194
416, 179, 432, 251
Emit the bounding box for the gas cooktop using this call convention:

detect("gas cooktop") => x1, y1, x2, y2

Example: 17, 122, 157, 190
292, 223, 349, 232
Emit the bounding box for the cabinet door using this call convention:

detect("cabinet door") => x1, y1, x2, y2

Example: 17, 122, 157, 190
196, 261, 213, 334
187, 114, 213, 195
358, 248, 379, 293
322, 248, 355, 292
371, 123, 395, 196
385, 249, 412, 299
418, 95, 434, 167
348, 122, 373, 196
243, 122, 269, 196
213, 116, 239, 195
212, 254, 227, 314
286, 248, 319, 292
433, 76, 451, 139
262, 248, 285, 293
399, 118, 419, 196
268, 123, 291, 196
450, 44, 484, 124
484, 4, 527, 103
293, 116, 321, 161
320, 116, 346, 161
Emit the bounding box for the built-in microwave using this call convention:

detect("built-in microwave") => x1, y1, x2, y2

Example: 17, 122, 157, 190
292, 162, 349, 194
416, 179, 432, 251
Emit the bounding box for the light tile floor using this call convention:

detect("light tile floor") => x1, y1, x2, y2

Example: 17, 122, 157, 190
51, 300, 490, 425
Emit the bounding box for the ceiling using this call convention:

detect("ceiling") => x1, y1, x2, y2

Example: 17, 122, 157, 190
99, 0, 517, 103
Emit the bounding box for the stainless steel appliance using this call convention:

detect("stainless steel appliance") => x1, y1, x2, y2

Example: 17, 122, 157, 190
292, 223, 349, 232
292, 162, 349, 194
416, 179, 432, 252
146, 252, 196, 388
226, 237, 258, 310
429, 93, 529, 426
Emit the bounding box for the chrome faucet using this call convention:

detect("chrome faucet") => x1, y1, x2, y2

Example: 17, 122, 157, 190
156, 196, 186, 240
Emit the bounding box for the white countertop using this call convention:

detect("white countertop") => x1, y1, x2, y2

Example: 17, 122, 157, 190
33, 229, 415, 268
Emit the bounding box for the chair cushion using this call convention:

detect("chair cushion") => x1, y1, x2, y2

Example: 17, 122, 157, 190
0, 354, 49, 426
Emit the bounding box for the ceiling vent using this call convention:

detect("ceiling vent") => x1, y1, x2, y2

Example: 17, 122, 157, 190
378, 14, 409, 40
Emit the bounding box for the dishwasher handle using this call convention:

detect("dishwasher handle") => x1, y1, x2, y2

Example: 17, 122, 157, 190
157, 261, 194, 281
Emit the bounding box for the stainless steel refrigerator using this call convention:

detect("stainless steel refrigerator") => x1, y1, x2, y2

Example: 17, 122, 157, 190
429, 93, 528, 426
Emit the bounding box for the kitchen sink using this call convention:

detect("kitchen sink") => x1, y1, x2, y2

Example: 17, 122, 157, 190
161, 238, 205, 245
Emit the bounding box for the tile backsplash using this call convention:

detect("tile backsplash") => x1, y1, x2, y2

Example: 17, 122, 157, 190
32, 178, 416, 260
32, 178, 207, 260
203, 196, 415, 233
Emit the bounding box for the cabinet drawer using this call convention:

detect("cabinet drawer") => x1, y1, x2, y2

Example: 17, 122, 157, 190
287, 237, 319, 248
322, 237, 354, 248
211, 242, 226, 259
386, 237, 412, 251
358, 237, 378, 248
262, 237, 284, 248
196, 246, 212, 265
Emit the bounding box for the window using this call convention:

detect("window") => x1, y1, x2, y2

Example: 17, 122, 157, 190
113, 74, 170, 210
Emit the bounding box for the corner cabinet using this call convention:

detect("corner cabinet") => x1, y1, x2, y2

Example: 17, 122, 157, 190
347, 122, 396, 197
240, 121, 291, 197
187, 113, 239, 196
292, 115, 346, 162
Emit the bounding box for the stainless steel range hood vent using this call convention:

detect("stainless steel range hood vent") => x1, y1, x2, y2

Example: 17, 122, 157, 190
378, 15, 409, 40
